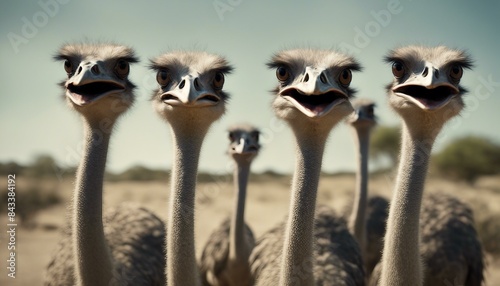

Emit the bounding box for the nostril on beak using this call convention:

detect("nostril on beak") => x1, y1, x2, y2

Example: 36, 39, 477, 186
77, 66, 82, 75
434, 68, 439, 79
179, 79, 186, 89
320, 73, 327, 84
303, 73, 309, 82
91, 65, 100, 75
194, 78, 201, 91
422, 66, 429, 77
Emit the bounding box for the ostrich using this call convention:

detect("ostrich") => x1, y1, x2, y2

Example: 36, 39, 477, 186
44, 43, 165, 286
199, 124, 261, 286
345, 99, 389, 277
150, 51, 233, 286
370, 46, 484, 286
249, 49, 365, 285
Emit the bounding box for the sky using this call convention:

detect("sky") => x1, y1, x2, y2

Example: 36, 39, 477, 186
1, 0, 499, 175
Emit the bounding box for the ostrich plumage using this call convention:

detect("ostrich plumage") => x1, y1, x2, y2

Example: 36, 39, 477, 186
44, 204, 166, 285
199, 124, 260, 286
371, 45, 484, 286
251, 206, 365, 286
249, 48, 365, 285
44, 43, 165, 286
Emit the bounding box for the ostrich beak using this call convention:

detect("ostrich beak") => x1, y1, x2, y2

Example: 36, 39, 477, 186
392, 62, 459, 110
279, 67, 348, 118
65, 62, 125, 106
347, 109, 376, 126
161, 75, 221, 107
232, 137, 260, 155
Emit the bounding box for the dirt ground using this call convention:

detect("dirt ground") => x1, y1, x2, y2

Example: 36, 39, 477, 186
1, 174, 499, 285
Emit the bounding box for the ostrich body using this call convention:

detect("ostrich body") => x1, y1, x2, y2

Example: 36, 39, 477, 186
371, 46, 484, 286
346, 99, 389, 277
44, 43, 165, 286
249, 49, 365, 285
150, 51, 233, 286
200, 124, 260, 286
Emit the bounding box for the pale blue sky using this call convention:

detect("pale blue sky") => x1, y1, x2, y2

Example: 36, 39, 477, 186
1, 0, 499, 174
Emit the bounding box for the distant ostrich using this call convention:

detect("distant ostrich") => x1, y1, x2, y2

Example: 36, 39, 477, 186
345, 99, 389, 277
370, 46, 484, 286
44, 43, 165, 286
150, 51, 233, 286
200, 124, 261, 286
249, 49, 365, 285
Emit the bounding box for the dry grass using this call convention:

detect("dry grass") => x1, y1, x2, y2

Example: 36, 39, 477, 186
1, 174, 499, 285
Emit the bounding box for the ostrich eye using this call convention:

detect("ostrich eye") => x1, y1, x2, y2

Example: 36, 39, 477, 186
115, 60, 130, 78
156, 69, 170, 86
392, 61, 405, 78
449, 65, 463, 82
339, 69, 352, 87
252, 132, 259, 142
276, 66, 290, 82
213, 72, 225, 90
228, 132, 236, 141
64, 60, 72, 74
367, 105, 374, 117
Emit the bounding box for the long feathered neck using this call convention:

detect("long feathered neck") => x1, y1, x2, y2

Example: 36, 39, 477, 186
166, 126, 207, 286
73, 118, 115, 286
348, 127, 371, 257
380, 120, 441, 285
229, 159, 251, 261
280, 127, 329, 285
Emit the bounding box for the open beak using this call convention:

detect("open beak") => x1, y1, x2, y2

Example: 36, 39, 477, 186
279, 67, 348, 118
392, 63, 459, 110
161, 76, 220, 107
65, 62, 125, 106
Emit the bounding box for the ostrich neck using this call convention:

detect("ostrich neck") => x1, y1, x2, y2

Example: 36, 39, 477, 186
73, 119, 114, 286
229, 160, 251, 261
280, 132, 328, 286
167, 128, 206, 286
348, 127, 370, 256
380, 121, 438, 285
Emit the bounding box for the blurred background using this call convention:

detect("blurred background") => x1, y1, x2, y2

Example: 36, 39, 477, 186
0, 1, 499, 285
1, 0, 499, 174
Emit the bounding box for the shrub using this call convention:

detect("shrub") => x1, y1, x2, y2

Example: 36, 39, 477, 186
433, 136, 500, 183
0, 161, 24, 175
24, 154, 59, 178
476, 213, 500, 256
370, 125, 401, 168
0, 187, 62, 226
107, 165, 169, 181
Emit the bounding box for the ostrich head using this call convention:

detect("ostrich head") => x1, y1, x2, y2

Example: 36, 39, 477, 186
54, 43, 138, 120
227, 124, 261, 163
347, 98, 377, 130
150, 51, 233, 135
385, 46, 472, 134
269, 49, 361, 134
